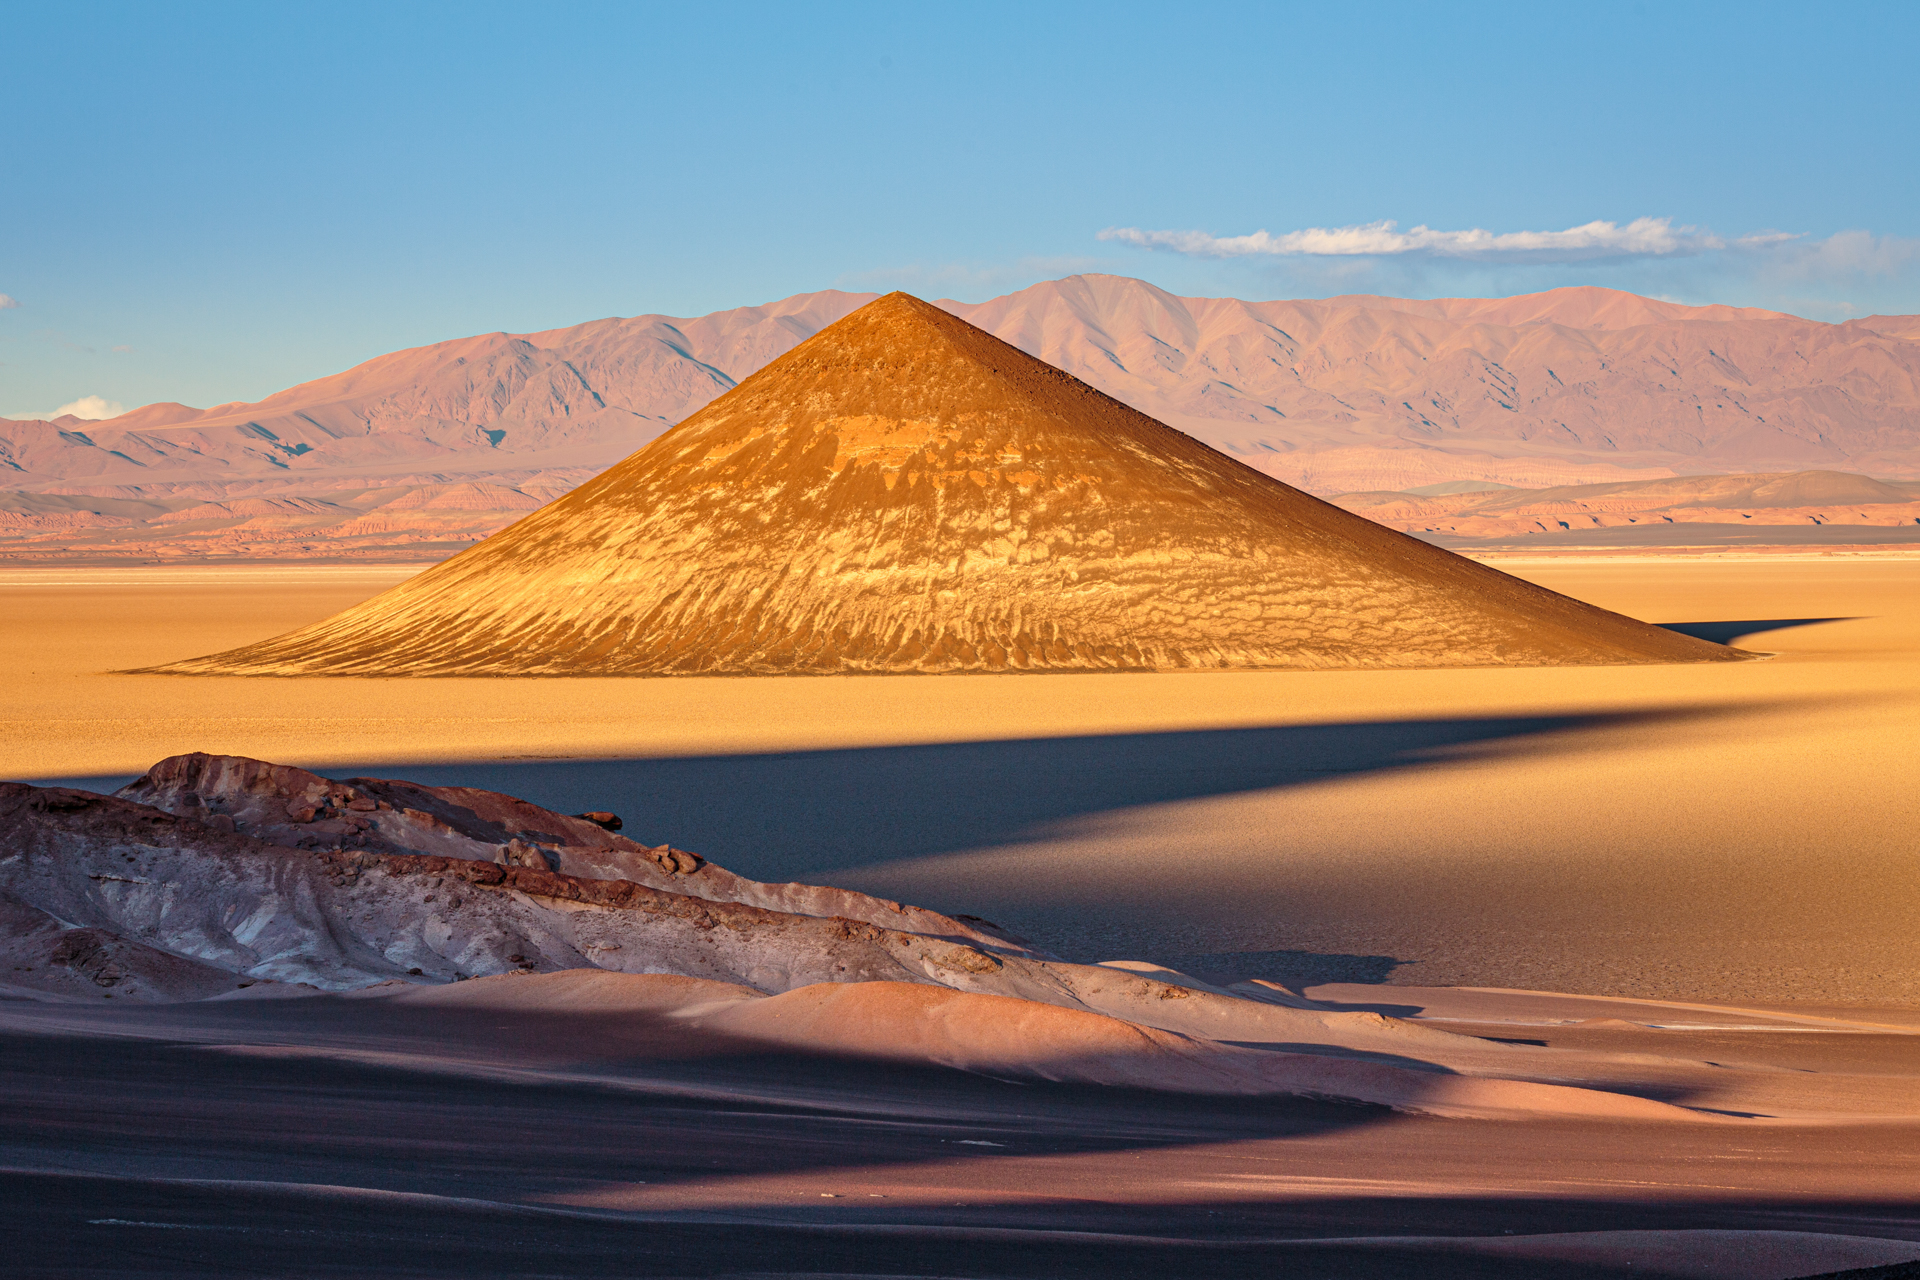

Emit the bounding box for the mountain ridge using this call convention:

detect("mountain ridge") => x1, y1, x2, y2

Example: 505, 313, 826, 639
5, 277, 1917, 501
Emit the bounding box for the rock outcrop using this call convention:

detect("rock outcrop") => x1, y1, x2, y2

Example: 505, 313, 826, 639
0, 756, 1046, 1000
0, 754, 1734, 1116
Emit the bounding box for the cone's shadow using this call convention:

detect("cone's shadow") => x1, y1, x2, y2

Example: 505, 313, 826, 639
300, 707, 1754, 884
45, 705, 1765, 888
1655, 617, 1856, 646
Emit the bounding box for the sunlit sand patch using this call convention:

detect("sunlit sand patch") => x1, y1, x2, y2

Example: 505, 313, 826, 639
5, 556, 1920, 1007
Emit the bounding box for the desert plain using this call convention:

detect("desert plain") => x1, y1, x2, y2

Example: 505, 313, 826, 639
9, 553, 1918, 1003
5, 552, 1920, 1278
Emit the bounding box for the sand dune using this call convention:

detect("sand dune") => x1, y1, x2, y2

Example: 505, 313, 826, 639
6, 963, 1920, 1278
147, 294, 1737, 676
7, 982, 1912, 1280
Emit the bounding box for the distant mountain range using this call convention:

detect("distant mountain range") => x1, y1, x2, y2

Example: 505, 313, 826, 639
5, 276, 1918, 500
1332, 468, 1920, 551
2, 276, 1917, 563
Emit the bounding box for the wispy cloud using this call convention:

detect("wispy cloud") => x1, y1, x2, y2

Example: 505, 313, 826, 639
58, 395, 125, 419
1094, 218, 1920, 319
1751, 229, 1920, 280
1099, 217, 1721, 263
6, 395, 128, 422
0, 294, 19, 309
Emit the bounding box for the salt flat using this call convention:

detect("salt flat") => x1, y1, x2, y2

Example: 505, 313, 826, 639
5, 555, 1917, 1005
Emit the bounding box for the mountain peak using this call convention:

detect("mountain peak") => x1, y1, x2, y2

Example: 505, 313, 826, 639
151, 293, 1737, 676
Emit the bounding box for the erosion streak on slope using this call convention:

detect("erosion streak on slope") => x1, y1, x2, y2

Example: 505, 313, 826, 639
149, 295, 1739, 675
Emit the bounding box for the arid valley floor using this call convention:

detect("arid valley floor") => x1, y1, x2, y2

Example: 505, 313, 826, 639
4, 554, 1919, 1278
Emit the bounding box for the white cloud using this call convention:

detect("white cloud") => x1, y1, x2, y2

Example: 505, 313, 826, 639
6, 395, 128, 422
1752, 229, 1920, 280
1099, 217, 1721, 263
57, 396, 125, 420
0, 294, 18, 309
1095, 219, 1920, 316
1733, 231, 1802, 249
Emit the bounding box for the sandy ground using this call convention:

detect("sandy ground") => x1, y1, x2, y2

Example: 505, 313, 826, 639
8, 557, 1920, 1278
5, 557, 1919, 1005
5, 980, 1920, 1280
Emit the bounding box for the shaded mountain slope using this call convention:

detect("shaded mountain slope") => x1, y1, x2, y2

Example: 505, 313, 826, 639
0, 291, 877, 491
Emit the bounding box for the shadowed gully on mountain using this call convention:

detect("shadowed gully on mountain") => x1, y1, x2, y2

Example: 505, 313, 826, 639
146, 294, 1740, 676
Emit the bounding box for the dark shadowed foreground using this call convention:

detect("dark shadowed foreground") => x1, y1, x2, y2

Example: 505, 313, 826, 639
5, 989, 1920, 1280
4, 756, 1920, 1278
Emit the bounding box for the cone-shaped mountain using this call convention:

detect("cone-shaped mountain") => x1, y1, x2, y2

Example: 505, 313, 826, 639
153, 293, 1741, 675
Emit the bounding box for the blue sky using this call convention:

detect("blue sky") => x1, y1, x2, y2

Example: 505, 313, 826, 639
5, 0, 1917, 418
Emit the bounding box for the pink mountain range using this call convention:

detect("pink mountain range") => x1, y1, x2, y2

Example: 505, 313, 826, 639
4, 275, 1918, 503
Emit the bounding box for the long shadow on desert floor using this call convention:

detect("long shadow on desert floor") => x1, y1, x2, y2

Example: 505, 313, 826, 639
0, 1015, 1394, 1194
38, 699, 1849, 991
30, 1167, 1911, 1280
1656, 617, 1858, 645
7, 1017, 1919, 1278
135, 704, 1778, 888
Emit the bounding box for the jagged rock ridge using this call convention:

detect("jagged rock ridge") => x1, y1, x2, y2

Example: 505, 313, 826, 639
0, 754, 1728, 1116
0, 753, 1045, 1000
